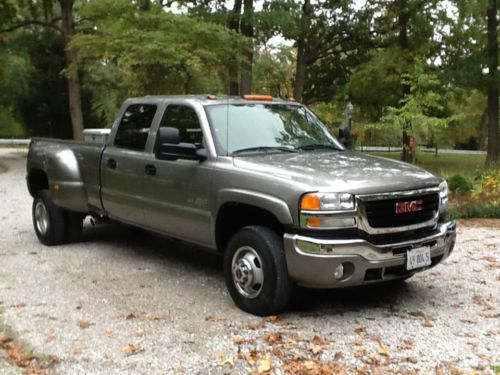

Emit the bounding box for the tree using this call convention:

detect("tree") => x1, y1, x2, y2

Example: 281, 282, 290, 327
71, 0, 239, 98
485, 0, 498, 165
0, 0, 85, 140
444, 0, 498, 164
239, 0, 254, 95
59, 0, 84, 140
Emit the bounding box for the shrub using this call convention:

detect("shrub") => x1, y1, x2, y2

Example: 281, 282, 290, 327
448, 174, 472, 193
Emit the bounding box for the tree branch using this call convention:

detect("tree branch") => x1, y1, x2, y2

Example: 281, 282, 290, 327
0, 19, 62, 34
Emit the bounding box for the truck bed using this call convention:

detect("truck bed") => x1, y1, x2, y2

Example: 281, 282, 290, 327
27, 137, 106, 213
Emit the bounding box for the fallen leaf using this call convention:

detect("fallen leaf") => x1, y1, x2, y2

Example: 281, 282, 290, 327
354, 326, 366, 334
0, 335, 13, 346
245, 349, 259, 365
171, 364, 185, 373
232, 336, 254, 345
205, 315, 224, 322
422, 319, 433, 327
435, 365, 446, 375
354, 347, 365, 358
265, 315, 280, 322
78, 320, 94, 329
5, 342, 33, 367
139, 315, 167, 321
352, 338, 363, 346
398, 340, 413, 350
365, 353, 380, 365
377, 339, 390, 356
218, 356, 234, 367
257, 355, 272, 373
246, 320, 265, 330
121, 344, 143, 356
472, 295, 494, 311
310, 335, 328, 354
264, 332, 282, 344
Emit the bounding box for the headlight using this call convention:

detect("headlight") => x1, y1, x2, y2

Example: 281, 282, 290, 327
300, 192, 356, 229
439, 180, 448, 207
300, 192, 355, 211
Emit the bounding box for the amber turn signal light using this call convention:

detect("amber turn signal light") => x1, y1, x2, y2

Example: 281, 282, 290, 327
300, 193, 320, 210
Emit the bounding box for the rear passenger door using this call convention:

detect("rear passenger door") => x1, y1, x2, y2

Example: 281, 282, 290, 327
101, 103, 158, 225
142, 103, 213, 245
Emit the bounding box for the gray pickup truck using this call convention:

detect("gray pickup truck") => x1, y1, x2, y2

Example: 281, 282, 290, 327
27, 95, 456, 316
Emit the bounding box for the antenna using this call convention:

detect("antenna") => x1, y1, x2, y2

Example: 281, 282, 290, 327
226, 80, 230, 156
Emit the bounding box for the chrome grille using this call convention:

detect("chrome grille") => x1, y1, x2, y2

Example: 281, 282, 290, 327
363, 193, 439, 228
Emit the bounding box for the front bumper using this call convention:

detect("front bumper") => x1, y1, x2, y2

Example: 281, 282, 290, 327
283, 221, 456, 288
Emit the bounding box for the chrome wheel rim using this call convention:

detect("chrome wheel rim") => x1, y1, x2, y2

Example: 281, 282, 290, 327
34, 201, 49, 235
231, 246, 264, 299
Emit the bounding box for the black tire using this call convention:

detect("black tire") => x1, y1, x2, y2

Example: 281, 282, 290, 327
66, 211, 84, 243
223, 226, 293, 316
32, 189, 66, 246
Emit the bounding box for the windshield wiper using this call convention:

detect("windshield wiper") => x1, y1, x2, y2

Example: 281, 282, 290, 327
297, 144, 342, 151
232, 146, 297, 155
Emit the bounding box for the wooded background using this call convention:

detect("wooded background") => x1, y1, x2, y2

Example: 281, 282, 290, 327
0, 0, 498, 164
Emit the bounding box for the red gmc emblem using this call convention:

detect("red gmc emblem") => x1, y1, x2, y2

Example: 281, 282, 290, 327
395, 200, 423, 214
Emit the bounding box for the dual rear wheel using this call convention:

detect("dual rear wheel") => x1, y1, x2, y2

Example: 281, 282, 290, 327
32, 189, 84, 246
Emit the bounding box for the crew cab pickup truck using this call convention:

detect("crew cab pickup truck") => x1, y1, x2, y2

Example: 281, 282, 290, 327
27, 95, 456, 316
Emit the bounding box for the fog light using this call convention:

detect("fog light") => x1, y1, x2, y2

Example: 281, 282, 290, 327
333, 264, 344, 280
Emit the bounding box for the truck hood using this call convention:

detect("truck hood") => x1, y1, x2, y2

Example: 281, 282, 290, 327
232, 150, 441, 194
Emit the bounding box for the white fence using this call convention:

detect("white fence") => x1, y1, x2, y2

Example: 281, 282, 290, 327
0, 139, 30, 145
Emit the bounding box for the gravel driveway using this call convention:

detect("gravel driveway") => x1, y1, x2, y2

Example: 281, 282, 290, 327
0, 149, 498, 374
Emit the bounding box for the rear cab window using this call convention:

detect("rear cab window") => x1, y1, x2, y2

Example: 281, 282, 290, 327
114, 104, 157, 151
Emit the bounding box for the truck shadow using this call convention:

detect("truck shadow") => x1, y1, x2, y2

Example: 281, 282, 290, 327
80, 219, 223, 278
80, 220, 434, 316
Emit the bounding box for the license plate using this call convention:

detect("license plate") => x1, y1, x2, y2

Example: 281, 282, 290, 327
406, 246, 431, 270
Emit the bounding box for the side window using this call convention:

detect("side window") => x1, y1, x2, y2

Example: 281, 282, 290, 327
115, 104, 157, 151
160, 105, 203, 145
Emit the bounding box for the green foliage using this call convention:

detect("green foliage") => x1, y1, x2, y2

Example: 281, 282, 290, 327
349, 48, 406, 121
448, 174, 473, 193
447, 170, 499, 219
72, 0, 241, 97
252, 45, 295, 98
449, 201, 500, 219
376, 63, 452, 145
368, 151, 486, 177
0, 106, 25, 137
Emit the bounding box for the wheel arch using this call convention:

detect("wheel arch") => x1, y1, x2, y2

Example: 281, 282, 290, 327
27, 168, 49, 197
214, 189, 293, 252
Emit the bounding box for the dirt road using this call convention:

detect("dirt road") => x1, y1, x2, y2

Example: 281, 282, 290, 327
0, 149, 498, 374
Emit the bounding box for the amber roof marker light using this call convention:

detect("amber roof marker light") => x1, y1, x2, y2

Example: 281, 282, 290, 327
242, 94, 273, 101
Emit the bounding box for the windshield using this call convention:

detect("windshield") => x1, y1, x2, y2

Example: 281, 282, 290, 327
204, 103, 343, 155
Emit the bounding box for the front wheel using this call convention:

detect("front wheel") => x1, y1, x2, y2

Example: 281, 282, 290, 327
223, 226, 293, 316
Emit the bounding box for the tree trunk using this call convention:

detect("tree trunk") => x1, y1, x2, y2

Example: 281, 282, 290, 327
239, 0, 254, 95
397, 0, 413, 162
486, 0, 499, 166
293, 0, 311, 102
228, 0, 242, 96
59, 0, 84, 141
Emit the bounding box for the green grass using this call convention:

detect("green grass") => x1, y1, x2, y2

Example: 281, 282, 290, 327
368, 151, 486, 177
